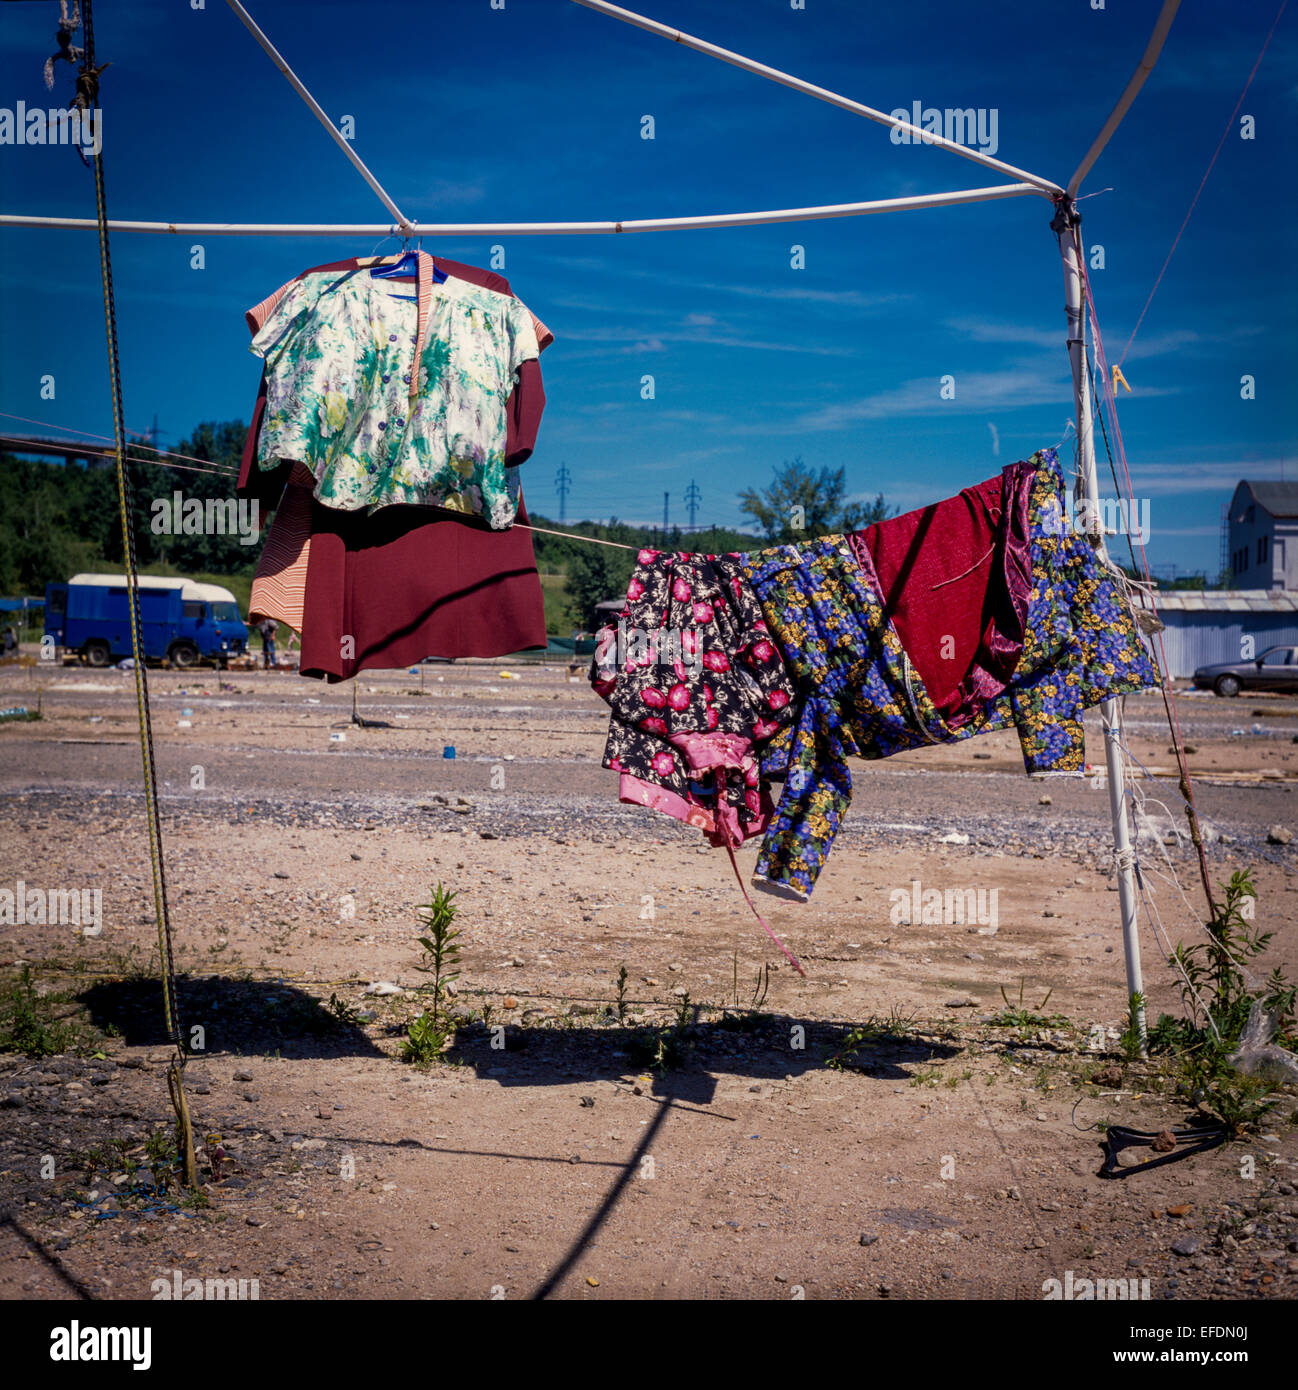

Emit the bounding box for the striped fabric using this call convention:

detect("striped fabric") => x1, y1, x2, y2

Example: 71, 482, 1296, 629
247, 462, 315, 631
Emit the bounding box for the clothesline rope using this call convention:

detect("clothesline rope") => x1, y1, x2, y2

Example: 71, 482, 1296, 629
79, 0, 196, 1184
1126, 754, 1269, 1039
1134, 859, 1224, 1045
0, 414, 745, 548
0, 411, 240, 478
2, 401, 1209, 570
517, 523, 637, 550
1077, 245, 1219, 920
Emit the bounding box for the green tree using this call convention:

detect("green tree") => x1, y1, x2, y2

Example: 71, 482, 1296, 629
133, 421, 252, 573
0, 419, 258, 598
566, 542, 635, 631
738, 457, 893, 542
0, 455, 111, 592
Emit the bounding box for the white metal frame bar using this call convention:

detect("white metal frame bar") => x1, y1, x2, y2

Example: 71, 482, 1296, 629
225, 0, 414, 232
1068, 0, 1183, 196
571, 0, 1065, 197
1053, 0, 1185, 1049
1055, 212, 1147, 1047
0, 184, 1042, 238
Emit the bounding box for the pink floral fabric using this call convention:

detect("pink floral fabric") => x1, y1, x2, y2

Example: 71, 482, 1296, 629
590, 549, 796, 846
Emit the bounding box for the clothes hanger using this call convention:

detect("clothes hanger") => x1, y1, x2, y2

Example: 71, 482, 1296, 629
370, 246, 419, 280
369, 236, 446, 286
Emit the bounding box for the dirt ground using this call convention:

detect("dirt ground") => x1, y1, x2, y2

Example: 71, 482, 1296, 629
0, 657, 1295, 1301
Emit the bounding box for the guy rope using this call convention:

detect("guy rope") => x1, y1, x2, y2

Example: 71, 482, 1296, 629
82, 0, 198, 1187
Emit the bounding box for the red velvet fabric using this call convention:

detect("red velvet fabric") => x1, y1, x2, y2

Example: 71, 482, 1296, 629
297, 494, 547, 681
850, 459, 1035, 727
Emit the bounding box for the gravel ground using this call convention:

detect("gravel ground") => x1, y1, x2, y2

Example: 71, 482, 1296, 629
0, 660, 1295, 1301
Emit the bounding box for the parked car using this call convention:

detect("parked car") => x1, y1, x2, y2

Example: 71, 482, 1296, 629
1192, 645, 1298, 697
44, 573, 249, 669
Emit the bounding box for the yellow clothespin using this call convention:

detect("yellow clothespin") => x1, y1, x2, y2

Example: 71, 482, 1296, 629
1112, 365, 1132, 394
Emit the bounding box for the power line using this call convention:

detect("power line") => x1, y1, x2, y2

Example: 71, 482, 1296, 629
554, 463, 571, 523
0, 412, 231, 474
685, 478, 701, 527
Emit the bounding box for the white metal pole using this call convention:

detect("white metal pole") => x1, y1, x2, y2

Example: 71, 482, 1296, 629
1068, 0, 1183, 196
224, 0, 414, 233
0, 183, 1045, 238
1053, 202, 1146, 1052
571, 0, 1064, 197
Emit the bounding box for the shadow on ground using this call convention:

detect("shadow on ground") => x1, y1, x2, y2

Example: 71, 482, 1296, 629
440, 1012, 963, 1105
76, 975, 386, 1059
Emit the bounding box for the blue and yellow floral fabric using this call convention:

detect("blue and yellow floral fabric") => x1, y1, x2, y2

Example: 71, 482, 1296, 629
741, 448, 1159, 900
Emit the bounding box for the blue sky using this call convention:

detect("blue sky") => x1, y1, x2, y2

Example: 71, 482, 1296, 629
2, 0, 1295, 577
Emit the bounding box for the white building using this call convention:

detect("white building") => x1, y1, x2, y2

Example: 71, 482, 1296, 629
1227, 480, 1298, 590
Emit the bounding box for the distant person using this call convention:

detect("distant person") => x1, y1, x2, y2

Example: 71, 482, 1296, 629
258, 618, 278, 670
1, 626, 16, 655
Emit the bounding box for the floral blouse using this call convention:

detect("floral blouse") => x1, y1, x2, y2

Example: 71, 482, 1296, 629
250, 264, 540, 529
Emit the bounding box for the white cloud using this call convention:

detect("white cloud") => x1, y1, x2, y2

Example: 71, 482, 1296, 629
1130, 458, 1297, 495
790, 367, 1073, 430
555, 324, 855, 358
945, 317, 1060, 348
1149, 526, 1224, 538
420, 176, 490, 208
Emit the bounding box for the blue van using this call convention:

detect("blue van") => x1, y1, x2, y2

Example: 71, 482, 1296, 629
44, 574, 249, 669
